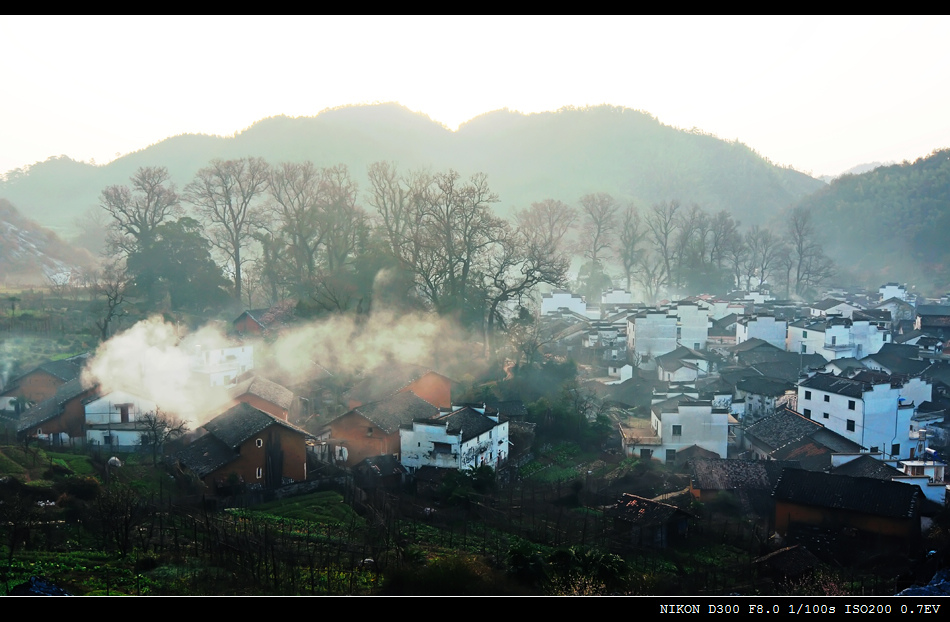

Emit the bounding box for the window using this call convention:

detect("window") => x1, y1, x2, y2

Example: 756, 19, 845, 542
366, 427, 373, 436
672, 425, 682, 436
432, 442, 452, 454
848, 400, 855, 410
802, 330, 808, 339
256, 467, 263, 479
803, 409, 811, 419
666, 449, 676, 463
694, 342, 700, 350
891, 443, 901, 456
870, 446, 879, 453
640, 448, 652, 460
823, 395, 830, 402
823, 412, 829, 419
846, 419, 855, 432
256, 438, 263, 448
804, 391, 812, 400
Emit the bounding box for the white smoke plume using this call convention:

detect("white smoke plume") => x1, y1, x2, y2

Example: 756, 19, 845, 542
81, 305, 487, 427
81, 316, 235, 426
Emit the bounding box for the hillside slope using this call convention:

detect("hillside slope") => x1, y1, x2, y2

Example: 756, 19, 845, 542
1, 104, 824, 233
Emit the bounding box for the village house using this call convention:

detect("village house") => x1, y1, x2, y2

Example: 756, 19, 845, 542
228, 375, 295, 421
655, 346, 710, 382
191, 343, 254, 387
628, 309, 677, 368
736, 314, 787, 350
1, 356, 86, 404
540, 289, 587, 316
16, 378, 97, 445
620, 396, 730, 464
787, 317, 888, 361
809, 298, 862, 319
743, 408, 864, 470
176, 402, 310, 490
344, 363, 453, 410
914, 305, 950, 339
797, 373, 934, 459
606, 493, 694, 548
83, 389, 158, 449
399, 404, 509, 472
772, 468, 924, 556
320, 391, 439, 466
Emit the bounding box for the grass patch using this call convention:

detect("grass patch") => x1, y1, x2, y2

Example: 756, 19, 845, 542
0, 449, 27, 475
239, 490, 362, 525
45, 451, 96, 476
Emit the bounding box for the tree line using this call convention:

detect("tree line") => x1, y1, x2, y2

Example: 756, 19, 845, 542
90, 159, 834, 345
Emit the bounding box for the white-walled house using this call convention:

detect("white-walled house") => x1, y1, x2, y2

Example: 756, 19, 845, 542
191, 344, 254, 387
400, 405, 509, 472
787, 317, 887, 361
736, 314, 787, 350
674, 302, 709, 351
84, 390, 159, 449
879, 283, 908, 302
628, 310, 677, 368
541, 290, 587, 316
796, 374, 933, 459
620, 398, 729, 464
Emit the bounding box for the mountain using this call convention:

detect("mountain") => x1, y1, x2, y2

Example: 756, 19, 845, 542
793, 149, 950, 293
0, 199, 96, 286
0, 103, 825, 236
818, 161, 892, 184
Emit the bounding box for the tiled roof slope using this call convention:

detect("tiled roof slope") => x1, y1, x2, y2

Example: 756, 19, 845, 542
351, 391, 440, 434
204, 402, 309, 449
773, 469, 922, 519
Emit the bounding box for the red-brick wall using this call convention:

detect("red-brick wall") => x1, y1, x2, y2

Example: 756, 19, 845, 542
205, 423, 307, 486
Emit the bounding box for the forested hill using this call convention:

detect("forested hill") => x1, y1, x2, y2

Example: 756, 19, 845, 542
792, 149, 950, 293
0, 103, 824, 234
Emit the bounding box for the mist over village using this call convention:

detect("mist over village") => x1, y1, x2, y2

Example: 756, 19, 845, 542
1, 16, 950, 597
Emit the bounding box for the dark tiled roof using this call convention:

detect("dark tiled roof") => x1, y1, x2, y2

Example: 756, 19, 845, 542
745, 409, 823, 452
736, 376, 794, 397
355, 454, 407, 478
438, 406, 499, 442
917, 305, 950, 317
345, 363, 450, 405
608, 493, 693, 526
176, 433, 237, 478
690, 458, 798, 491
37, 359, 84, 382
16, 378, 91, 432
773, 469, 922, 519
348, 391, 439, 434
731, 338, 781, 354
203, 402, 309, 449
831, 455, 902, 480
799, 373, 869, 398
229, 376, 294, 410
485, 400, 528, 419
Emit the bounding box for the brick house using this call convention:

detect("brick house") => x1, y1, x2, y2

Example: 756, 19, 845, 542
177, 403, 310, 490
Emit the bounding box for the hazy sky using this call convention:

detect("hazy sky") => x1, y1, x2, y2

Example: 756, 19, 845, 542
2, 15, 949, 178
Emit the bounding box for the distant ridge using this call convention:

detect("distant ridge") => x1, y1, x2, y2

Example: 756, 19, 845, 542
0, 103, 824, 235
792, 148, 950, 293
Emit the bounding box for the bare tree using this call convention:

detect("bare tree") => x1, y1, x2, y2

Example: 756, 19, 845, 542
617, 203, 645, 290
90, 260, 130, 342
482, 223, 569, 357
319, 164, 367, 271
514, 199, 577, 254
645, 200, 681, 293
185, 157, 270, 304
745, 225, 781, 290
267, 161, 326, 292
138, 410, 188, 466
100, 167, 181, 256
577, 193, 620, 265
788, 206, 835, 297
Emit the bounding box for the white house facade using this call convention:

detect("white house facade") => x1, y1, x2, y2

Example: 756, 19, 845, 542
399, 405, 509, 472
